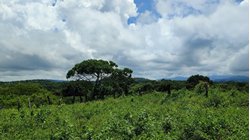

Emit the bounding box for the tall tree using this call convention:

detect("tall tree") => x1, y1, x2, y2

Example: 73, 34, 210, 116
66, 59, 119, 100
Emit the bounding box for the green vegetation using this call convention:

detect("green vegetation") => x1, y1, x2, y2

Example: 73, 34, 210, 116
0, 82, 59, 109
0, 59, 248, 139
0, 82, 248, 139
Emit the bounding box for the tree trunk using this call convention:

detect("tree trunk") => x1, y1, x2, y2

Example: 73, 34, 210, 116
167, 85, 171, 95
72, 95, 75, 103
124, 85, 129, 96
17, 100, 21, 111
84, 94, 88, 102
91, 74, 100, 100
47, 96, 51, 105
205, 84, 209, 97
91, 88, 96, 100
79, 95, 83, 102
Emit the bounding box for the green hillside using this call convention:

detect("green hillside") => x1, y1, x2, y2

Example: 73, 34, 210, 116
0, 89, 248, 140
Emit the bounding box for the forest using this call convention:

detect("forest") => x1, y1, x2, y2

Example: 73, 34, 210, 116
0, 59, 248, 139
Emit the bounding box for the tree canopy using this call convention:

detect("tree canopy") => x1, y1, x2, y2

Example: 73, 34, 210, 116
186, 74, 211, 89
66, 59, 118, 81
66, 59, 133, 100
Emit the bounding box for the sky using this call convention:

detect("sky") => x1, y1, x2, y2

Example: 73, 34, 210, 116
0, 0, 248, 81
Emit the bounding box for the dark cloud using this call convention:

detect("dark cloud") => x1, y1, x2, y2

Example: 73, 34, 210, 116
0, 49, 53, 71
229, 46, 249, 74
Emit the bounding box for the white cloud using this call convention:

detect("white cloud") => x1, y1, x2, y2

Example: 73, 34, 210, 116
0, 0, 248, 81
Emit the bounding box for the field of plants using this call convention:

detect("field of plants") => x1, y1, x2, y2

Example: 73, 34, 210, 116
0, 82, 248, 140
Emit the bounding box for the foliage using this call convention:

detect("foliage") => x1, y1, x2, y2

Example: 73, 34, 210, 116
66, 59, 134, 100
66, 59, 118, 80
130, 80, 186, 95
187, 74, 211, 89
0, 82, 44, 96
0, 87, 248, 139
0, 72, 248, 139
194, 81, 209, 95
0, 82, 59, 109
61, 81, 93, 103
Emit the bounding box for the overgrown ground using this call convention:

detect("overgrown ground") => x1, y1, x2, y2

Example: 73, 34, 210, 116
0, 88, 248, 140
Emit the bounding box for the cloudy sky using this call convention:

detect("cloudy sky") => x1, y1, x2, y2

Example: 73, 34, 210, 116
0, 0, 248, 81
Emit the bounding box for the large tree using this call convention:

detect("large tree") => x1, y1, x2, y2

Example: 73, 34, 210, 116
66, 59, 132, 100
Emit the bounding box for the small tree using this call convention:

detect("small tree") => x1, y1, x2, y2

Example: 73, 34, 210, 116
186, 74, 211, 89
157, 81, 171, 95
110, 68, 134, 96
62, 81, 92, 103
194, 81, 209, 97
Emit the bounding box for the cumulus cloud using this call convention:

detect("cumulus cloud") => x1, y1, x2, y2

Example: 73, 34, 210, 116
0, 0, 248, 81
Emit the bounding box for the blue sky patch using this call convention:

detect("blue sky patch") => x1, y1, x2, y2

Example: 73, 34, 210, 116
127, 0, 161, 24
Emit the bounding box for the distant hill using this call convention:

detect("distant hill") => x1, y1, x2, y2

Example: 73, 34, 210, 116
133, 77, 152, 83
164, 75, 249, 82
210, 75, 249, 82
1, 75, 248, 83
0, 79, 66, 83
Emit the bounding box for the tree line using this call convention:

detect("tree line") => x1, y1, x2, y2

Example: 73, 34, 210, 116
62, 59, 215, 102
0, 59, 248, 109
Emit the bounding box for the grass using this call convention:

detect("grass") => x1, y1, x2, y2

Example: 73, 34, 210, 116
0, 89, 248, 140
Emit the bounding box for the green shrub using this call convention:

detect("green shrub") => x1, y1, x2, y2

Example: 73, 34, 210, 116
194, 82, 207, 94
0, 85, 248, 139
204, 93, 223, 107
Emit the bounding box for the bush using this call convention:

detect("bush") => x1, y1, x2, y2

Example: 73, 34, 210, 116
30, 91, 58, 107
204, 93, 223, 108
194, 82, 209, 98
